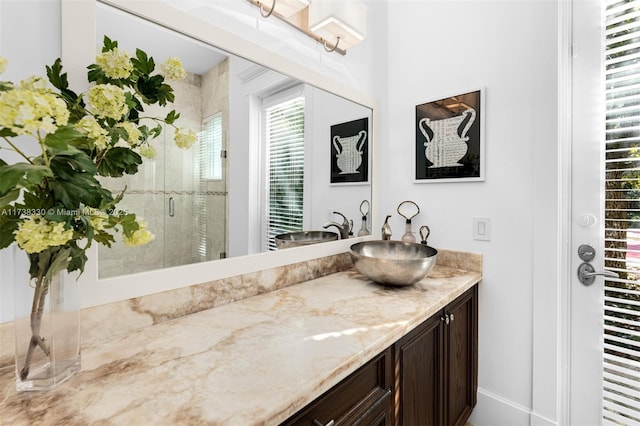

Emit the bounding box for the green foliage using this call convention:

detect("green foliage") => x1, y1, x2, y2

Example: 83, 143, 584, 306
131, 48, 155, 75
0, 35, 189, 278
96, 147, 142, 177
0, 219, 19, 250
46, 59, 85, 118
136, 74, 174, 106
165, 110, 180, 125
0, 163, 53, 197
102, 35, 119, 52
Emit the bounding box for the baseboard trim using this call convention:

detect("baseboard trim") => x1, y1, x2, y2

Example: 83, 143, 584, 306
469, 387, 531, 426
530, 411, 557, 426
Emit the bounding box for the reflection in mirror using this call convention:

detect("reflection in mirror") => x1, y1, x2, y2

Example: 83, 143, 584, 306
96, 2, 372, 279
97, 3, 229, 278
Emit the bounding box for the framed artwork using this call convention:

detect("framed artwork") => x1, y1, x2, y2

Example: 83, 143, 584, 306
330, 117, 369, 184
415, 88, 484, 182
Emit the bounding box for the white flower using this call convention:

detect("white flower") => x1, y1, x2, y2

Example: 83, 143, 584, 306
174, 127, 197, 149
139, 145, 157, 159
160, 57, 187, 81
96, 47, 132, 80
123, 220, 154, 247
0, 81, 69, 136
117, 122, 141, 146
75, 116, 109, 150
87, 84, 129, 120
14, 215, 74, 254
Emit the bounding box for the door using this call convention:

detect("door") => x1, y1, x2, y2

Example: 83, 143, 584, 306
569, 0, 604, 423
570, 0, 640, 424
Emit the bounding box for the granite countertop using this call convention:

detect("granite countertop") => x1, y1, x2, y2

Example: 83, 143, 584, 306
0, 259, 481, 425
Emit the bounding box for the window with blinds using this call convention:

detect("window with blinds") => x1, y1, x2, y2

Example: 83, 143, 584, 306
193, 112, 223, 260
603, 1, 640, 424
200, 113, 223, 181
263, 96, 305, 251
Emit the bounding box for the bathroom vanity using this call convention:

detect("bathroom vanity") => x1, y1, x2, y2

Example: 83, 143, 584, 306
283, 285, 477, 426
0, 250, 481, 425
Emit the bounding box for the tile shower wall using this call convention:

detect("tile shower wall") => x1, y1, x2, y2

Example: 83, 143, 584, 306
98, 60, 229, 278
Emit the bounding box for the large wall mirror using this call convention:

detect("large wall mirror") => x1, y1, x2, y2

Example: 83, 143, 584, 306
95, 1, 373, 279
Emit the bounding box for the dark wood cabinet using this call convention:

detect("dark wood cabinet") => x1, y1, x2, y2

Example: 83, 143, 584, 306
395, 311, 445, 426
394, 285, 478, 426
282, 285, 478, 426
281, 348, 393, 426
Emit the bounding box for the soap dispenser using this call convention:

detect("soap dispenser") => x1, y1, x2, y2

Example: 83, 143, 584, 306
397, 201, 420, 243
419, 225, 431, 245
357, 200, 371, 236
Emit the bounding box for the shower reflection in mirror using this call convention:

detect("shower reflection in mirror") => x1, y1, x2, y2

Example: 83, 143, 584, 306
98, 56, 229, 279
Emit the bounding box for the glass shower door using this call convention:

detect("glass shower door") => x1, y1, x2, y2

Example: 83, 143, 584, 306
98, 67, 228, 279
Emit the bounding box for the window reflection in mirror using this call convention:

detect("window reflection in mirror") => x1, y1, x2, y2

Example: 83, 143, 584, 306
96, 2, 372, 279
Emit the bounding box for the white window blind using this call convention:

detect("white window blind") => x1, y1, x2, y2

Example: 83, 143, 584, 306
263, 96, 305, 251
604, 1, 640, 424
200, 113, 223, 181
193, 112, 223, 260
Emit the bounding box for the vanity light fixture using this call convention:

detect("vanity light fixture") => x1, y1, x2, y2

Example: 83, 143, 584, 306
247, 0, 367, 55
256, 0, 310, 18
308, 0, 367, 51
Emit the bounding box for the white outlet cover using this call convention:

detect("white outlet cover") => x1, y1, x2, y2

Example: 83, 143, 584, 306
473, 217, 491, 241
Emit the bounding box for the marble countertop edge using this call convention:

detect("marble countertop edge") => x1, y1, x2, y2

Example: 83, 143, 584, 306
0, 252, 482, 426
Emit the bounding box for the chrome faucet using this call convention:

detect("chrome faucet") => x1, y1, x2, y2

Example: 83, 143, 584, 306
323, 211, 351, 239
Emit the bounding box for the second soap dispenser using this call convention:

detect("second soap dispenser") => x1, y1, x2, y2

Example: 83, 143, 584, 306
397, 200, 420, 243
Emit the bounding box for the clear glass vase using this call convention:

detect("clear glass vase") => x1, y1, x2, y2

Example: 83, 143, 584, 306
13, 247, 81, 391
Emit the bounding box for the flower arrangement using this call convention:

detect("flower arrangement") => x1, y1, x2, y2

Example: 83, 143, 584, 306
0, 36, 196, 382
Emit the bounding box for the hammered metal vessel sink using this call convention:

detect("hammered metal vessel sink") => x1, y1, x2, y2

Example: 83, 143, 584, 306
275, 231, 339, 249
349, 240, 438, 286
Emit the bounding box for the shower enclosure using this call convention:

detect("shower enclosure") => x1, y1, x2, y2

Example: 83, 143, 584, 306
98, 61, 229, 279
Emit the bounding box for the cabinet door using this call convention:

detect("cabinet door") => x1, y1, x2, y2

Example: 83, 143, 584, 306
394, 313, 445, 426
445, 286, 478, 426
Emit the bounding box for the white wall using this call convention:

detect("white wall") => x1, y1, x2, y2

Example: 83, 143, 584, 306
0, 0, 562, 424
382, 1, 559, 424
0, 0, 62, 324
306, 86, 372, 234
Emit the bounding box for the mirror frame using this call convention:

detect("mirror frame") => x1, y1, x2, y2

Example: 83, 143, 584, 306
61, 0, 377, 308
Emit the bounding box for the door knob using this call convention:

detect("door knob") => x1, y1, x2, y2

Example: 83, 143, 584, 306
577, 262, 619, 286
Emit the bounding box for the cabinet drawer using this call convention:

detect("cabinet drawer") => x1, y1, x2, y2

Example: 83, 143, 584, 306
282, 348, 392, 426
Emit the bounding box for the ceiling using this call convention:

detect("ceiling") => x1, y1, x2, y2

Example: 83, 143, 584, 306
96, 2, 228, 76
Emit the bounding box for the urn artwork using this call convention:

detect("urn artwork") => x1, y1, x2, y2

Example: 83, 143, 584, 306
333, 130, 367, 175
415, 89, 484, 182
0, 37, 195, 391
330, 117, 369, 184
419, 108, 476, 168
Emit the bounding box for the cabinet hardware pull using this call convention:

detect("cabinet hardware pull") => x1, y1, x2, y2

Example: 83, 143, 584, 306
169, 197, 175, 217
312, 420, 335, 426
444, 315, 450, 325
449, 313, 454, 323
354, 388, 392, 423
